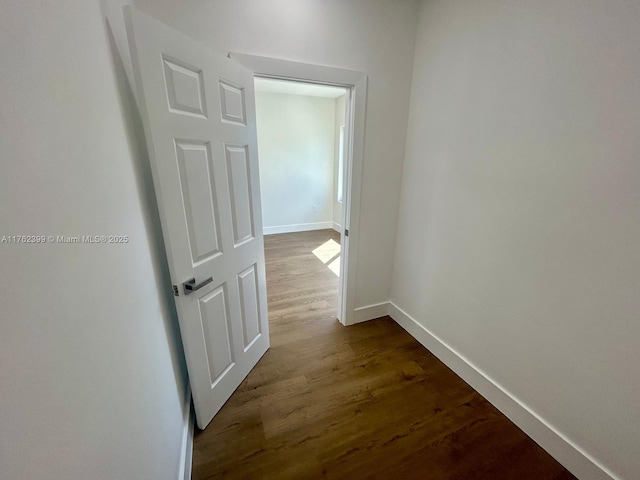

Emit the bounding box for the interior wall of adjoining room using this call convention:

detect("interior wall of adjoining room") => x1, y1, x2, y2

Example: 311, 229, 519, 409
255, 90, 336, 233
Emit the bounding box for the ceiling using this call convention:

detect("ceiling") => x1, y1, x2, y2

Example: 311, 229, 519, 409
254, 77, 347, 99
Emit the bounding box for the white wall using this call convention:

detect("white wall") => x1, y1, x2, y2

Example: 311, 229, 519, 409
0, 1, 190, 479
392, 1, 640, 479
255, 91, 335, 233
130, 0, 421, 312
332, 94, 347, 229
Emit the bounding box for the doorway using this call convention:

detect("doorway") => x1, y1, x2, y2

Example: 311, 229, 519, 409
229, 53, 367, 326
254, 77, 347, 324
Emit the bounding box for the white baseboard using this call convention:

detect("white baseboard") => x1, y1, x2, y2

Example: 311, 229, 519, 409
263, 221, 333, 235
386, 301, 618, 480
178, 387, 194, 480
332, 221, 342, 233
348, 301, 389, 325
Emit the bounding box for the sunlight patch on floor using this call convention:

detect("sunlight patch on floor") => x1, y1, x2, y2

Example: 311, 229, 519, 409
312, 239, 340, 263
327, 256, 340, 277
312, 239, 341, 277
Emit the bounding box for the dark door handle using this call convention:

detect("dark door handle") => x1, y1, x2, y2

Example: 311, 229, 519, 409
183, 277, 213, 295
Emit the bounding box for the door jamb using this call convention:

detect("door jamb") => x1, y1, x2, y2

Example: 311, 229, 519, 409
229, 53, 366, 326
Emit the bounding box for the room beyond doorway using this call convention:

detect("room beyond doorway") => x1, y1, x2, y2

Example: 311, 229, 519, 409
254, 77, 348, 323
263, 229, 341, 344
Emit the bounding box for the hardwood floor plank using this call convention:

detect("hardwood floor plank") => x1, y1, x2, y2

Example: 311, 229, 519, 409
192, 229, 575, 479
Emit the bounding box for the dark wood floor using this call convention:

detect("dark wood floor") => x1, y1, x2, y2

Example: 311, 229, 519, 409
192, 229, 576, 479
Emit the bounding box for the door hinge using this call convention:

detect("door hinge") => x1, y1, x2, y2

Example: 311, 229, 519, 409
345, 229, 349, 237
172, 285, 179, 297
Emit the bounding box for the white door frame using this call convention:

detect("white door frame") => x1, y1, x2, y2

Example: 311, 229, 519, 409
229, 53, 366, 326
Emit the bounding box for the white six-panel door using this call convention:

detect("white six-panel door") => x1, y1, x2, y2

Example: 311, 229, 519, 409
124, 6, 269, 429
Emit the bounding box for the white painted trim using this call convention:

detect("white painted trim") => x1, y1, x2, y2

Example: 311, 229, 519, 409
349, 301, 390, 325
263, 221, 333, 235
332, 221, 342, 233
229, 53, 364, 87
228, 53, 367, 327
178, 387, 194, 480
387, 301, 619, 480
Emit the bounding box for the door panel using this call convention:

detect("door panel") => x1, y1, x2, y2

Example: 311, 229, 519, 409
162, 56, 207, 118
225, 144, 254, 245
219, 80, 246, 125
125, 6, 269, 429
198, 285, 233, 383
175, 140, 222, 263
237, 264, 261, 349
